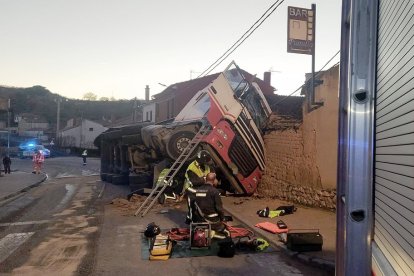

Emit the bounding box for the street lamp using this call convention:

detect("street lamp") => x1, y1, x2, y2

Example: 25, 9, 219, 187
55, 96, 68, 143
7, 99, 10, 155
55, 97, 62, 140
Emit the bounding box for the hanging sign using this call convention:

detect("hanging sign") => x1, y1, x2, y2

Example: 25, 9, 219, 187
287, 6, 315, 55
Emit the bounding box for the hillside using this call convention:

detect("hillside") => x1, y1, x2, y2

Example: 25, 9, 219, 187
0, 85, 144, 126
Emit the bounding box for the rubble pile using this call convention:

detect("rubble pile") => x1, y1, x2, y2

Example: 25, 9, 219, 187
110, 194, 148, 215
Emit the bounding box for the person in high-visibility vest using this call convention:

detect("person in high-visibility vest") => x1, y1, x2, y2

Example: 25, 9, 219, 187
183, 150, 213, 191
81, 150, 88, 166
32, 150, 45, 174
183, 150, 214, 223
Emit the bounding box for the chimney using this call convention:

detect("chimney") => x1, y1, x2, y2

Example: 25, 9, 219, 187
263, 71, 271, 86
145, 85, 150, 102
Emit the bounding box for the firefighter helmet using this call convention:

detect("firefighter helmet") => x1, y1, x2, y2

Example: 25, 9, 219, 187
196, 150, 211, 164
144, 222, 161, 238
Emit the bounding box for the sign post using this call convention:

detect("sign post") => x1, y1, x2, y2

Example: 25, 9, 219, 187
7, 99, 10, 155
288, 4, 323, 110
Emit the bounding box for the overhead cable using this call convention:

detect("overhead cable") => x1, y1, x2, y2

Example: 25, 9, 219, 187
197, 0, 285, 78
269, 50, 340, 108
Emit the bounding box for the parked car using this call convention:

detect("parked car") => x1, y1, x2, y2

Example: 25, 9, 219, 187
21, 145, 51, 158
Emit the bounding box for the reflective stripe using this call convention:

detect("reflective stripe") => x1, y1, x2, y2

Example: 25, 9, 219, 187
184, 160, 211, 189
207, 213, 218, 218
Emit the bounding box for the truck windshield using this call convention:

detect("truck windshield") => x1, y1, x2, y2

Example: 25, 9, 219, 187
224, 64, 268, 129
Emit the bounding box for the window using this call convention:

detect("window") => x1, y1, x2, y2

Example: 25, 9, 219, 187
89, 127, 93, 131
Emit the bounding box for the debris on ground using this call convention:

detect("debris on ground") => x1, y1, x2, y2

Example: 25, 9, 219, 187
232, 197, 251, 205
110, 194, 149, 216
110, 194, 181, 216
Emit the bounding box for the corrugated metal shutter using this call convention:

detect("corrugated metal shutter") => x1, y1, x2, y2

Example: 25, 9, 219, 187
375, 1, 414, 275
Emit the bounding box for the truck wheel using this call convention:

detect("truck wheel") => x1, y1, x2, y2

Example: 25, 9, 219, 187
129, 172, 153, 191
166, 131, 197, 160
112, 175, 129, 185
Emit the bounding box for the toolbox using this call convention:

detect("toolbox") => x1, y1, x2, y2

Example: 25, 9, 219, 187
149, 234, 173, 260
286, 229, 323, 252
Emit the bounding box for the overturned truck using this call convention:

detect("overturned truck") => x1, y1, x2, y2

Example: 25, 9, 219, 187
97, 62, 271, 195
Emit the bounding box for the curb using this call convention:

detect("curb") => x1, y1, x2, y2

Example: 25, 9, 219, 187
224, 205, 335, 272
0, 172, 48, 202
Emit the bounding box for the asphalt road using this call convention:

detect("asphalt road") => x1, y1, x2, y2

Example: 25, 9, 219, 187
0, 157, 332, 275
11, 156, 101, 178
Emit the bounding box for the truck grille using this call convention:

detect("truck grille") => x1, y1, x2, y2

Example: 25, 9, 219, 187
235, 112, 265, 169
229, 135, 258, 177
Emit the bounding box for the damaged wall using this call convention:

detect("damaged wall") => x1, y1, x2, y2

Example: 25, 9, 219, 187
258, 65, 339, 210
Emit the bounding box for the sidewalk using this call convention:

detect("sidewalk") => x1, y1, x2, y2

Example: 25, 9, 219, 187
222, 196, 336, 271
0, 170, 47, 201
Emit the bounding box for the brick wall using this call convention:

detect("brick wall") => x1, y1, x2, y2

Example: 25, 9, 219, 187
258, 115, 336, 210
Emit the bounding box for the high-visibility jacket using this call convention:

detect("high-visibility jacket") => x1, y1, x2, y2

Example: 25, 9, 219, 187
183, 160, 210, 191
33, 153, 44, 163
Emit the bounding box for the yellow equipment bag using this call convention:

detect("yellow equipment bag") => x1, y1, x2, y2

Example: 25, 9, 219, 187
149, 234, 173, 261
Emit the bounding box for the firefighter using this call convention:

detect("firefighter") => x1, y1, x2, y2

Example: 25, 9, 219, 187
188, 172, 229, 237
184, 150, 213, 191
183, 150, 214, 223
32, 150, 44, 174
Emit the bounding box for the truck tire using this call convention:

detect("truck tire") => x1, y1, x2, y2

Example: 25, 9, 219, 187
166, 131, 197, 160
129, 173, 153, 191
112, 175, 129, 185
100, 173, 107, 181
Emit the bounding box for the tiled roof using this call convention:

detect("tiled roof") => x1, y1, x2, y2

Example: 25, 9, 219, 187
152, 73, 220, 99
266, 94, 305, 121
152, 70, 275, 100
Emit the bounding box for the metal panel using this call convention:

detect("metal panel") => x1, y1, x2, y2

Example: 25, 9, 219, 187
375, 174, 414, 199
376, 122, 414, 140
336, 1, 378, 275
375, 0, 414, 275
376, 169, 414, 193
377, 91, 414, 124
376, 133, 414, 147
376, 155, 414, 167
376, 162, 414, 178
375, 178, 414, 211
376, 111, 414, 133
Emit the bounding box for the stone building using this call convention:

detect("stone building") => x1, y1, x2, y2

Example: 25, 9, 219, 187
259, 64, 339, 210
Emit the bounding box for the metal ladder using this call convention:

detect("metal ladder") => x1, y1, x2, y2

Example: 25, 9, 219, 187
134, 124, 211, 217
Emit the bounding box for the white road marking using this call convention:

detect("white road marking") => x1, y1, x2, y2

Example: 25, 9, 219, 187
98, 182, 106, 198
0, 220, 50, 227
54, 184, 76, 210
81, 170, 99, 176
0, 232, 35, 263
55, 171, 98, 178
56, 172, 77, 178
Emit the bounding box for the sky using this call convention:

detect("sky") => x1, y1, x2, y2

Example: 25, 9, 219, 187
0, 0, 342, 100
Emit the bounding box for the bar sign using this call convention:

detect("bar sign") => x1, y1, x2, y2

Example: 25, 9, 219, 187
287, 6, 315, 55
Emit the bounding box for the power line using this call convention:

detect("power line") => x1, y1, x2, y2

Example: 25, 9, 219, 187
269, 50, 340, 108
197, 0, 285, 78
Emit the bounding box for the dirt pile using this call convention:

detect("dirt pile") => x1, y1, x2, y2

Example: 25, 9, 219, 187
110, 194, 149, 215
